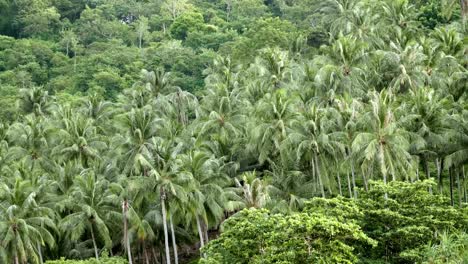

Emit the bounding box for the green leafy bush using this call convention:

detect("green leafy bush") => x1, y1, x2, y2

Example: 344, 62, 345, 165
305, 181, 468, 263
200, 208, 376, 264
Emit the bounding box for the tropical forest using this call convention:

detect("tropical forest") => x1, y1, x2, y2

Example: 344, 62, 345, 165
0, 0, 467, 263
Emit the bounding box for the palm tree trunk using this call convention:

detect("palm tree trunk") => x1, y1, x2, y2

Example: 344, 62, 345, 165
314, 154, 326, 198
456, 167, 462, 206
362, 167, 369, 192
336, 172, 343, 196
449, 167, 454, 206
90, 224, 99, 260
425, 160, 432, 194
73, 52, 77, 73
37, 242, 43, 264
170, 216, 179, 264
203, 219, 209, 244
152, 247, 160, 264
346, 171, 352, 198
139, 34, 143, 49
351, 162, 357, 198
144, 242, 150, 264
15, 254, 19, 264
436, 158, 443, 193
310, 159, 316, 194
161, 191, 171, 264
196, 216, 205, 248
379, 144, 388, 200
123, 200, 133, 264
463, 166, 467, 203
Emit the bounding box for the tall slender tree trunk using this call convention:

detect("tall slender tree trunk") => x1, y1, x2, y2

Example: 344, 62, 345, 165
456, 167, 462, 206
196, 215, 206, 259
310, 159, 316, 194
351, 162, 358, 198
196, 216, 205, 248
203, 219, 209, 244
314, 154, 326, 198
152, 247, 160, 264
346, 171, 352, 198
37, 242, 43, 264
463, 166, 467, 203
437, 158, 443, 193
379, 144, 388, 200
426, 160, 432, 194
15, 254, 19, 264
361, 167, 369, 192
123, 200, 133, 264
161, 191, 171, 264
90, 224, 99, 260
170, 216, 179, 264
73, 53, 77, 73
449, 167, 454, 206
144, 242, 150, 264
337, 172, 343, 196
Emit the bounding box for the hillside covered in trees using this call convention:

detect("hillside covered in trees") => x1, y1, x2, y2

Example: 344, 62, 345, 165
0, 0, 467, 263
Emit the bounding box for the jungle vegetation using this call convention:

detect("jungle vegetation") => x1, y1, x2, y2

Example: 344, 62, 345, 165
0, 0, 467, 263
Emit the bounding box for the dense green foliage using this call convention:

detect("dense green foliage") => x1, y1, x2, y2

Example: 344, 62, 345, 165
0, 0, 467, 263
201, 208, 376, 264
203, 181, 467, 263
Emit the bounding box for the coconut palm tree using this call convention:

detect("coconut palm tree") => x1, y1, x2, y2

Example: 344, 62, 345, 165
18, 86, 52, 116
287, 102, 345, 197
235, 171, 270, 209
352, 91, 414, 198
7, 116, 53, 174
51, 113, 106, 167
59, 171, 120, 260
116, 107, 162, 175
0, 178, 56, 264
314, 34, 368, 96
249, 89, 298, 165
179, 149, 241, 242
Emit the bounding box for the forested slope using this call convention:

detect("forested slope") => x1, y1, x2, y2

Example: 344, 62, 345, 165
0, 0, 467, 263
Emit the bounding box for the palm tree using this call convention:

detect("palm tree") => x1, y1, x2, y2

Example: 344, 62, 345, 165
7, 116, 52, 174
134, 68, 173, 98
109, 180, 134, 264
287, 103, 345, 197
352, 91, 413, 198
386, 43, 426, 94
59, 171, 119, 260
249, 89, 297, 165
79, 93, 115, 130
18, 86, 52, 116
335, 96, 364, 198
134, 136, 193, 264
116, 107, 162, 175
317, 0, 361, 38
443, 109, 468, 206
235, 171, 270, 209
0, 178, 56, 264
51, 113, 106, 167
179, 149, 241, 242
314, 34, 368, 96
404, 87, 448, 191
